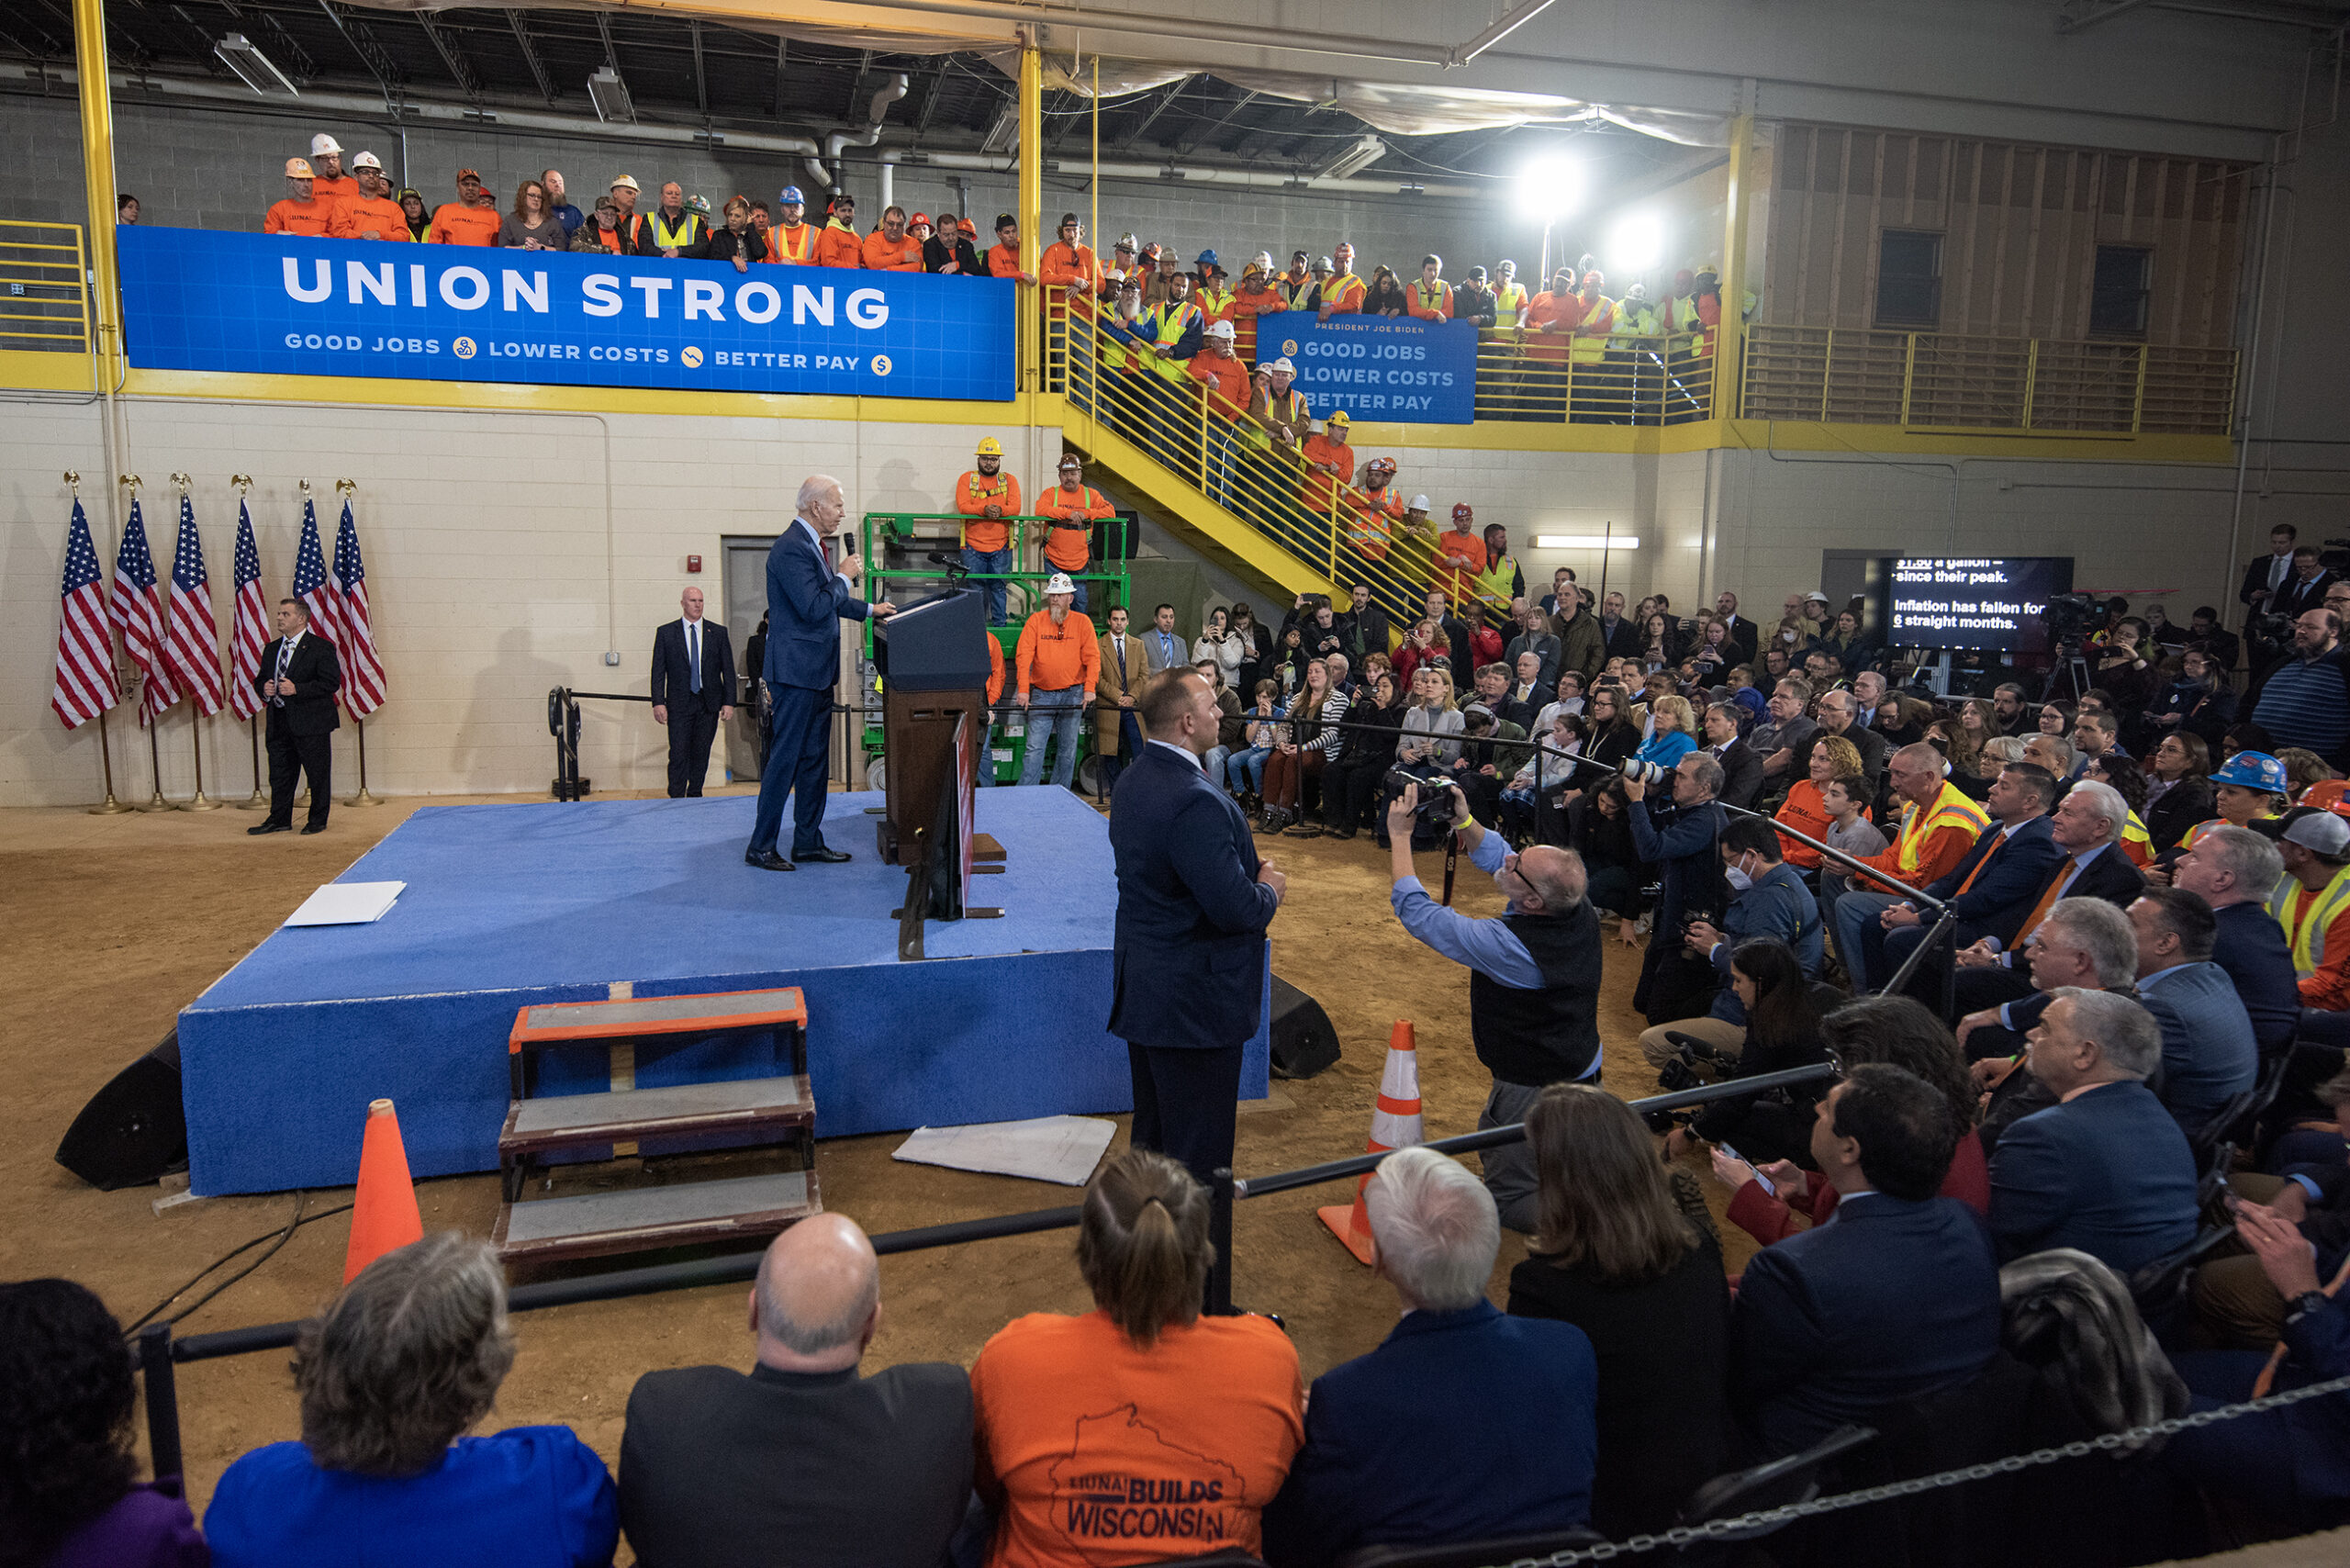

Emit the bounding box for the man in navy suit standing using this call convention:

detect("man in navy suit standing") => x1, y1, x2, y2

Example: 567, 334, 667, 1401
1108, 667, 1286, 1186
746, 475, 894, 871
1731, 1064, 2003, 1457
650, 586, 736, 798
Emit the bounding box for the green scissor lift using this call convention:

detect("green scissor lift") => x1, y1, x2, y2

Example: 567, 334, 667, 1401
857, 512, 1133, 790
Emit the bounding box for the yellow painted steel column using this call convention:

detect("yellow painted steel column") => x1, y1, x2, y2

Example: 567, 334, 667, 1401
73, 0, 123, 385
1018, 39, 1042, 398
1716, 112, 1754, 421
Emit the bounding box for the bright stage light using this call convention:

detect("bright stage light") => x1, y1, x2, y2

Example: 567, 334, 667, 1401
1609, 213, 1666, 274
1518, 156, 1585, 218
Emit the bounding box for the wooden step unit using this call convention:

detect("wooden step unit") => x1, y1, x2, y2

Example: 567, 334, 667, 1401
496, 986, 820, 1263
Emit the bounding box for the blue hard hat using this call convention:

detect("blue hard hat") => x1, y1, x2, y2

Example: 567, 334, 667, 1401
2210, 750, 2288, 794
778, 185, 804, 205
1196, 249, 1219, 267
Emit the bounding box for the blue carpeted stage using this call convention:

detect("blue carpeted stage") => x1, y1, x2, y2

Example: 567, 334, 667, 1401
177, 788, 1270, 1195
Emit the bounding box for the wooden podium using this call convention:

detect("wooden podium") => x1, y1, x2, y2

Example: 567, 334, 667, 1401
872, 588, 1005, 958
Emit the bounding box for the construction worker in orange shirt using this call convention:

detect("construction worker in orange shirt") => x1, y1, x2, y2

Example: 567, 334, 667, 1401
1301, 409, 1356, 517
1406, 254, 1453, 320
957, 436, 1024, 626
815, 193, 866, 269
1347, 456, 1405, 563
862, 206, 923, 272
765, 187, 819, 263
1318, 242, 1367, 319
1035, 454, 1114, 615
1038, 213, 1097, 322
1187, 319, 1250, 508
991, 214, 1038, 282
1435, 502, 1489, 605
305, 135, 357, 211
1013, 572, 1100, 789
263, 159, 337, 237
328, 151, 408, 241
428, 169, 503, 245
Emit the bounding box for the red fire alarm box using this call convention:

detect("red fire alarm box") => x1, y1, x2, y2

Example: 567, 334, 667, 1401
686, 554, 702, 573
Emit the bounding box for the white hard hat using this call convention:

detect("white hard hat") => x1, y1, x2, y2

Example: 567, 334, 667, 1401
1269, 357, 1296, 374
1045, 572, 1078, 596
1205, 319, 1236, 339
310, 134, 343, 156
350, 151, 384, 172
1410, 495, 1431, 511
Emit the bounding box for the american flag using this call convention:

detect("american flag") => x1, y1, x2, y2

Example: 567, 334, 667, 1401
331, 498, 387, 716
52, 499, 120, 729
290, 493, 345, 652
162, 492, 226, 717
108, 497, 172, 727
227, 499, 269, 722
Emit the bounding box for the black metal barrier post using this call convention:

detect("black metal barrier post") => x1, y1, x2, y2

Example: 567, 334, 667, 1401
149, 1067, 1834, 1474
138, 1322, 183, 1482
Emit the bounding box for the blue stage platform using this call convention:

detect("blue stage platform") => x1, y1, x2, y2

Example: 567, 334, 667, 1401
177, 788, 1270, 1195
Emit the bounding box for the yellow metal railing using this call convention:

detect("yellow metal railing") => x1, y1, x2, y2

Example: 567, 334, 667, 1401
1739, 325, 2237, 436
1059, 308, 1519, 637
1042, 294, 1719, 430
0, 220, 91, 353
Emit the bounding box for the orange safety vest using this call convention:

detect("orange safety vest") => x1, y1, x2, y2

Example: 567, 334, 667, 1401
957, 470, 1023, 553
1037, 485, 1111, 571
1407, 280, 1453, 320
1348, 488, 1404, 560
767, 222, 818, 263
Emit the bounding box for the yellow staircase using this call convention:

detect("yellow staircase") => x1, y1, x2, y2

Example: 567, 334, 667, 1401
1047, 308, 1516, 633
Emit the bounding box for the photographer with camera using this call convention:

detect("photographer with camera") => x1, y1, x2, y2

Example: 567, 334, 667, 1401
1624, 752, 1729, 1025
1386, 779, 1602, 1230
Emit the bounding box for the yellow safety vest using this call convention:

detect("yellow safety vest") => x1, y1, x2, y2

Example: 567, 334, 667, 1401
2182, 811, 2283, 850
770, 221, 818, 262
1196, 286, 1234, 319
2270, 861, 2350, 977
2121, 812, 2154, 865
651, 209, 702, 250
1570, 296, 1618, 362
1494, 282, 1529, 329
1143, 299, 1205, 382
1473, 552, 1520, 608
1893, 782, 1992, 879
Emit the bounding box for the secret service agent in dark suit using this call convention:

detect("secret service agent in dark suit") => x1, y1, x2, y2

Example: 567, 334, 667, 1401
248, 598, 341, 836
1108, 669, 1286, 1187
619, 1216, 973, 1568
1731, 1066, 2004, 1458
650, 587, 737, 799
746, 476, 895, 871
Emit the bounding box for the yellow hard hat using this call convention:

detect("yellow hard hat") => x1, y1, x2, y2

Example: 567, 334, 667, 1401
975, 436, 1004, 458
1326, 410, 1351, 428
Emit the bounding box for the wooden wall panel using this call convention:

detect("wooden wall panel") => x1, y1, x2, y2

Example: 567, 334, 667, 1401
1762, 123, 2249, 347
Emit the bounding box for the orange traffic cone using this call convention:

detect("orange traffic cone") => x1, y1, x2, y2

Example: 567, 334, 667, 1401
344, 1098, 424, 1283
1317, 1020, 1424, 1266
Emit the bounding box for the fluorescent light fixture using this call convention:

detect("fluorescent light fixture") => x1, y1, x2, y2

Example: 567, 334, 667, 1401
1608, 213, 1666, 274
588, 66, 634, 125
215, 34, 297, 97
1518, 155, 1584, 218
1535, 534, 1639, 550
1319, 134, 1389, 182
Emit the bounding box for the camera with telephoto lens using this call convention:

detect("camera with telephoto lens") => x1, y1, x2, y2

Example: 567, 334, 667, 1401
1618, 756, 1678, 788
2040, 592, 2102, 648
1384, 760, 1460, 825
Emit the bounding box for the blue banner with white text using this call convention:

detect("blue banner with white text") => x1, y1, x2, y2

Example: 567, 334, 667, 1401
1257, 310, 1477, 425
117, 226, 1017, 401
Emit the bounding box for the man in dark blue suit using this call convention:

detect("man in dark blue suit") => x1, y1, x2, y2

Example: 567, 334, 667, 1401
746, 475, 895, 871
2129, 887, 2258, 1132
2173, 824, 2300, 1057
1731, 1064, 2003, 1458
1986, 988, 2199, 1274
1262, 1147, 1596, 1567
1108, 668, 1285, 1185
1867, 763, 2067, 1001
650, 586, 736, 798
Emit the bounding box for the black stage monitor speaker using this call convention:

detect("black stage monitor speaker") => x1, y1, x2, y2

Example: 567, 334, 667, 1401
1268, 977, 1341, 1081
56, 1030, 188, 1191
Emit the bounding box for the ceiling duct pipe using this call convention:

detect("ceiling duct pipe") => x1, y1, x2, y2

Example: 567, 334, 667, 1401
826, 73, 911, 189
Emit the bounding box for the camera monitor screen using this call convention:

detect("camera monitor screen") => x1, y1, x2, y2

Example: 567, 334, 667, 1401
1871, 556, 2076, 654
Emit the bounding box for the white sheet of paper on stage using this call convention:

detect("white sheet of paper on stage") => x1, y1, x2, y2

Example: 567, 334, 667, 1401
283, 881, 406, 927
891, 1115, 1118, 1186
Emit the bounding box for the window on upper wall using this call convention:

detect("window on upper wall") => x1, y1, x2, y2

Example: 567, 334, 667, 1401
2089, 245, 2154, 339
1874, 230, 1943, 328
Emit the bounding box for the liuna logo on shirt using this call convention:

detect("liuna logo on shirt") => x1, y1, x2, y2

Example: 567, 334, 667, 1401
1048, 1406, 1247, 1563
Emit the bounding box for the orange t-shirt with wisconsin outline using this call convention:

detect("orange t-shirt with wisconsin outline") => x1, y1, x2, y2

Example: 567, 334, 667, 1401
972, 1308, 1304, 1568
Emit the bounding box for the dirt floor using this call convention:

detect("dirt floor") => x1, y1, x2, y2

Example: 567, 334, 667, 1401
0, 782, 2324, 1566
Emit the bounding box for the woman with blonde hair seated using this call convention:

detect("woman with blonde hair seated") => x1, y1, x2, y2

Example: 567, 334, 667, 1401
204, 1232, 617, 1568
971, 1149, 1304, 1568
